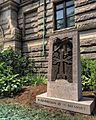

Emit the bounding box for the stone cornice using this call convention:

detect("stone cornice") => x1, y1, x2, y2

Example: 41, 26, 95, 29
20, 0, 38, 7
0, 0, 20, 12
75, 0, 96, 8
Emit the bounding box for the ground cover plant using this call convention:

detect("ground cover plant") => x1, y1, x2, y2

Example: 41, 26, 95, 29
0, 103, 95, 120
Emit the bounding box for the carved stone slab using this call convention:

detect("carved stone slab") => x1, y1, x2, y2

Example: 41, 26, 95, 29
47, 30, 82, 101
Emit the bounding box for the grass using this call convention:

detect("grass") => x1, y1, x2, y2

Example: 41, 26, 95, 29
0, 103, 96, 120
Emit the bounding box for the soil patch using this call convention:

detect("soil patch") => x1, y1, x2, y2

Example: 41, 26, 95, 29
0, 85, 47, 105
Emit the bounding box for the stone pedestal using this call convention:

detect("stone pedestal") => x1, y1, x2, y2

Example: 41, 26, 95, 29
36, 93, 95, 115
36, 30, 95, 115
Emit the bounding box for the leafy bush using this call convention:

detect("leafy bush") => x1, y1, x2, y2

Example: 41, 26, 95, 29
0, 62, 22, 96
0, 48, 32, 96
81, 58, 96, 91
0, 48, 33, 76
21, 74, 47, 86
0, 48, 47, 96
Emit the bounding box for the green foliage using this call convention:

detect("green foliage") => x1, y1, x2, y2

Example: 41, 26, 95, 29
0, 48, 32, 76
0, 104, 90, 120
81, 58, 96, 91
0, 48, 47, 96
0, 62, 22, 96
0, 48, 32, 96
21, 74, 47, 86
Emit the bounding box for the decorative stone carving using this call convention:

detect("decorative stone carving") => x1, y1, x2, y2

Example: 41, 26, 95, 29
52, 37, 72, 82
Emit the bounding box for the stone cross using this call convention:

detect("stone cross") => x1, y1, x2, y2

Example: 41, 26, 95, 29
52, 37, 72, 82
36, 30, 95, 115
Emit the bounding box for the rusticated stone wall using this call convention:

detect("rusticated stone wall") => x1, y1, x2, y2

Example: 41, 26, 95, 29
0, 0, 21, 50
18, 0, 53, 73
75, 0, 96, 58
1, 0, 96, 73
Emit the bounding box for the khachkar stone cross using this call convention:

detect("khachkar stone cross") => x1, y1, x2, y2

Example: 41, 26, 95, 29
36, 30, 95, 115
52, 37, 72, 82
47, 30, 82, 101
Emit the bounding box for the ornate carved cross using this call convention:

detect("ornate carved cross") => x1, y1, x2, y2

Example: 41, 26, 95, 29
52, 37, 72, 81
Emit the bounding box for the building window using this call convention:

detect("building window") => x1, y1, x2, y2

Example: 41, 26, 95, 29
54, 0, 75, 30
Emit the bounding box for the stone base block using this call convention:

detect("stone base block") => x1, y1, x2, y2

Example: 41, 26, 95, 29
36, 93, 95, 115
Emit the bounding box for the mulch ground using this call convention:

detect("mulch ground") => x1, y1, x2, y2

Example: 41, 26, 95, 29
0, 85, 47, 106
0, 85, 96, 120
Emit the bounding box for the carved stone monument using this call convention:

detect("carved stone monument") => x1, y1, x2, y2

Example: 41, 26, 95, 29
36, 30, 95, 114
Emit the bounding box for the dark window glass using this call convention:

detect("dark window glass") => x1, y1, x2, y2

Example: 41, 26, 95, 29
55, 0, 75, 30
56, 10, 64, 20
66, 0, 74, 7
57, 19, 64, 29
66, 6, 74, 17
56, 3, 63, 10
67, 16, 75, 27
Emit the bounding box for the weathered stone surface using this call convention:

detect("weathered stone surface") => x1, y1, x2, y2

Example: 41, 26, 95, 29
36, 93, 95, 115
3, 41, 21, 50
23, 40, 48, 52
34, 62, 48, 68
34, 67, 48, 73
80, 46, 96, 54
0, 0, 21, 50
76, 18, 96, 31
30, 56, 48, 62
47, 30, 82, 101
81, 52, 96, 59
75, 2, 96, 14
79, 29, 96, 55
80, 39, 96, 47
75, 0, 95, 7
75, 11, 96, 22
75, 1, 96, 31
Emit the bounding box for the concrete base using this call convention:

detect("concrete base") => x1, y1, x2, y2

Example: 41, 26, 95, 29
36, 93, 95, 115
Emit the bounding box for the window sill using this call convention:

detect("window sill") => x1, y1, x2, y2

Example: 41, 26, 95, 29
53, 26, 77, 34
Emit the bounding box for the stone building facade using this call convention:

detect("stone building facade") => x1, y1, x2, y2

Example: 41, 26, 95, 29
0, 0, 96, 73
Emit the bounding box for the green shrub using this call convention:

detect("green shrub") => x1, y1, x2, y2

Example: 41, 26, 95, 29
0, 62, 22, 96
21, 74, 47, 86
81, 58, 96, 91
0, 48, 33, 76
0, 48, 47, 96
0, 48, 33, 96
